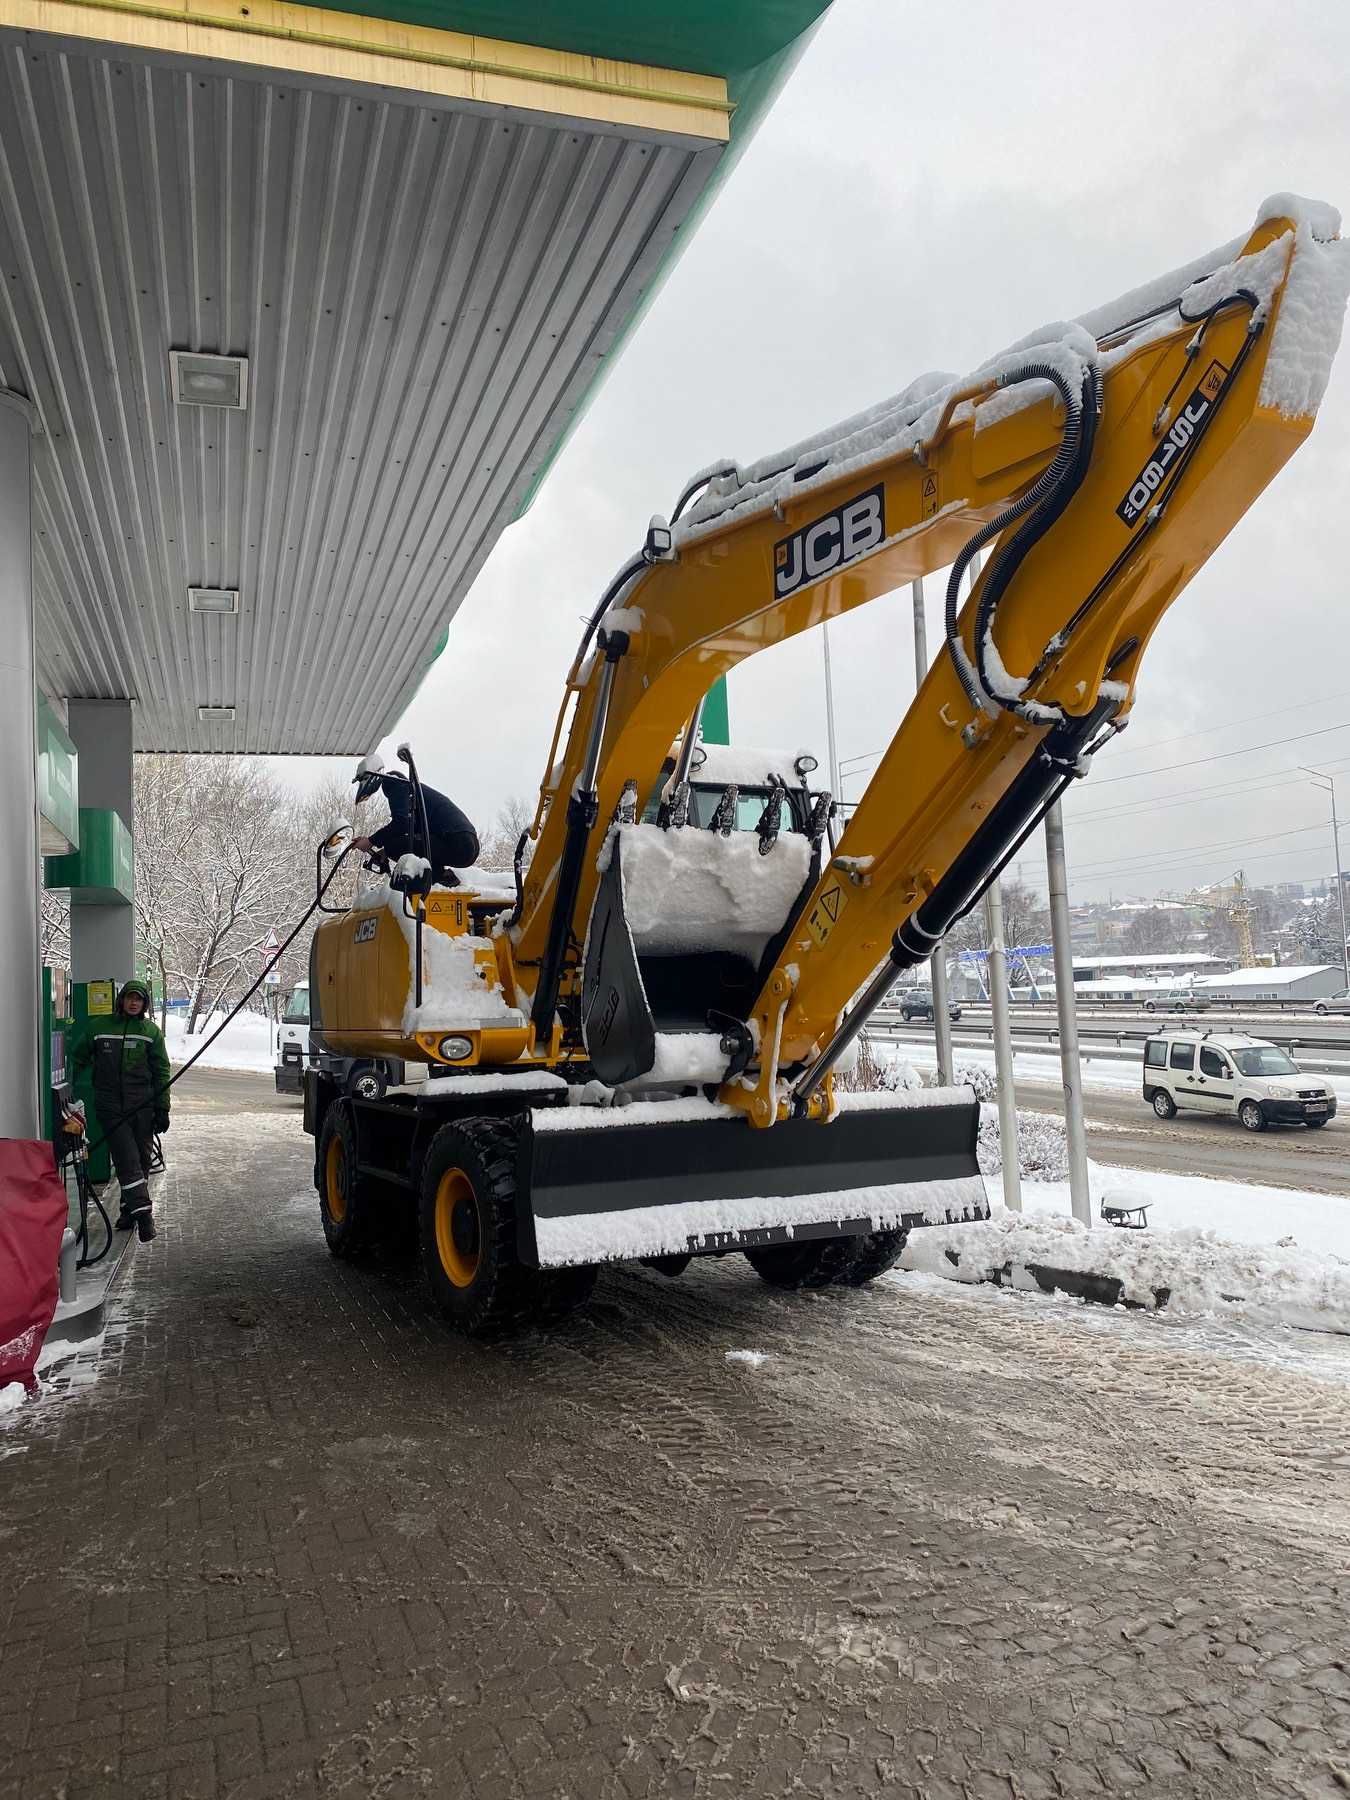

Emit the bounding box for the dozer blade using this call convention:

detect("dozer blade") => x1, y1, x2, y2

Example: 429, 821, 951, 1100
516, 1093, 986, 1269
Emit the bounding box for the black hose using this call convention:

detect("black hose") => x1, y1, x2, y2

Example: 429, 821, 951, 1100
943, 360, 1089, 714
971, 363, 1101, 721
571, 552, 647, 672
78, 840, 357, 1162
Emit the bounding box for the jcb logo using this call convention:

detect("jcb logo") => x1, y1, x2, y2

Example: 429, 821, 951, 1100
773, 483, 885, 601
353, 917, 377, 944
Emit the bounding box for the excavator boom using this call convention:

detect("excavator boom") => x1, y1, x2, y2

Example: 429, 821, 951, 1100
513, 196, 1350, 1130
306, 196, 1350, 1323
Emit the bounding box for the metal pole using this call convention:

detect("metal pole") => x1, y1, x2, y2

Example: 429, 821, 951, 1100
821, 621, 841, 801
0, 392, 41, 1140
1045, 801, 1091, 1226
984, 878, 1022, 1212
1332, 782, 1349, 991
911, 576, 953, 1084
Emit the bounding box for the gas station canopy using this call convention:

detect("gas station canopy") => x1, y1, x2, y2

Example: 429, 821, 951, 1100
0, 0, 832, 753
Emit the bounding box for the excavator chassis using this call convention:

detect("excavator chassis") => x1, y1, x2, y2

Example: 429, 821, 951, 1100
306, 1071, 984, 1328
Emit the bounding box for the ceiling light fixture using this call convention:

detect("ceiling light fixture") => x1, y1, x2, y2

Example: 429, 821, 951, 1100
188, 587, 239, 614
170, 351, 249, 410
197, 705, 236, 721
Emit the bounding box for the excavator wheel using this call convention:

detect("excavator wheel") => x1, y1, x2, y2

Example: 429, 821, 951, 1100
835, 1228, 909, 1286
317, 1105, 376, 1258
419, 1117, 598, 1335
743, 1234, 864, 1290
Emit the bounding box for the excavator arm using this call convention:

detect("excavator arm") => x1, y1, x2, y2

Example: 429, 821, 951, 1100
513, 198, 1350, 1127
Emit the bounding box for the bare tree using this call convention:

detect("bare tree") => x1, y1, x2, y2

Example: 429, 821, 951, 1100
41, 888, 69, 968
1122, 907, 1179, 954
946, 877, 1050, 956
478, 794, 535, 873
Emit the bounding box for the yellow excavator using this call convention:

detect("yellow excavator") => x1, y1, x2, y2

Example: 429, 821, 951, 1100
306, 194, 1350, 1333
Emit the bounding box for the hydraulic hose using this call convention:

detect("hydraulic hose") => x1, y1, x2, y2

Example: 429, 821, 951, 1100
76, 840, 358, 1164
970, 362, 1101, 722
943, 360, 1092, 714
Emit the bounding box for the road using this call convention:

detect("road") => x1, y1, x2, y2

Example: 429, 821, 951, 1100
6, 1065, 1350, 1799
1010, 1074, 1350, 1194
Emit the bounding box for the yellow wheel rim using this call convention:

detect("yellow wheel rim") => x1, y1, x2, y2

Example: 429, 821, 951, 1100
434, 1168, 482, 1289
325, 1135, 348, 1224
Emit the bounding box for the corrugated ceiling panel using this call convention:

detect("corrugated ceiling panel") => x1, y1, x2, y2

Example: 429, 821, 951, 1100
0, 33, 719, 750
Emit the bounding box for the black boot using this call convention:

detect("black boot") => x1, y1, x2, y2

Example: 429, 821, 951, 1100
136, 1211, 156, 1242
116, 1208, 135, 1231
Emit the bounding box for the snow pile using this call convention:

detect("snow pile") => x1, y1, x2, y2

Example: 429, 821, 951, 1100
902, 1210, 1350, 1336
725, 1349, 771, 1369
397, 925, 520, 1036
834, 1085, 980, 1114
953, 1061, 998, 1103
691, 744, 815, 789
647, 1033, 729, 1086
167, 1010, 275, 1073
1255, 197, 1350, 419
608, 822, 810, 962
977, 1107, 1070, 1182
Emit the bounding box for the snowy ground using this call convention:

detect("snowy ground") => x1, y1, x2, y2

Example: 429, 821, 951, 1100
165, 1009, 275, 1074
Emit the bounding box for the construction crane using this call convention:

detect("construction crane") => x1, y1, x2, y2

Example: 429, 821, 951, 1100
1228, 871, 1259, 968
306, 194, 1350, 1332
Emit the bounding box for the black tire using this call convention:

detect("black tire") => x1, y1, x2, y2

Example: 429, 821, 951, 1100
1240, 1099, 1267, 1134
1152, 1090, 1177, 1119
744, 1234, 863, 1290
1316, 1002, 1329, 1016
900, 1008, 913, 1022
1306, 1117, 1328, 1129
316, 1105, 376, 1257
836, 1228, 908, 1287
419, 1116, 597, 1335
346, 1061, 387, 1101
1143, 1001, 1156, 1013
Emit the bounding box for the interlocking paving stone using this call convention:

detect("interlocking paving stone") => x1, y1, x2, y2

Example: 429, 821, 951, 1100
2, 1072, 1349, 1797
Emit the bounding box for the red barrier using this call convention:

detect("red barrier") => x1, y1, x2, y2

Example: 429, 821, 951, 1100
0, 1139, 67, 1393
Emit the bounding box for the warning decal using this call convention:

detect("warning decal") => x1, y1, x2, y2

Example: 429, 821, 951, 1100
806, 882, 847, 948
920, 471, 939, 518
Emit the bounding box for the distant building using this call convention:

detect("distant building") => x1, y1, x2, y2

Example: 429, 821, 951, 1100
1193, 965, 1342, 1003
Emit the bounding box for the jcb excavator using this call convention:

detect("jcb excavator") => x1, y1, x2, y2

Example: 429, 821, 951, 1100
306, 194, 1350, 1333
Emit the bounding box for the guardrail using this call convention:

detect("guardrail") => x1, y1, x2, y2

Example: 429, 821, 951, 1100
948, 995, 1349, 1016
871, 1018, 1350, 1078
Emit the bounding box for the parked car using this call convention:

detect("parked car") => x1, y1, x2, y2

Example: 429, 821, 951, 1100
1142, 1030, 1336, 1132
896, 987, 962, 1023
1314, 989, 1350, 1016
1142, 989, 1212, 1014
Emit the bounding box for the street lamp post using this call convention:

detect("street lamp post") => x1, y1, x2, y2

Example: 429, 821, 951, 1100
1303, 767, 1349, 991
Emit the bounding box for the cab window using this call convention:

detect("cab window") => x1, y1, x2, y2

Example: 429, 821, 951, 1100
1144, 1040, 1167, 1068
1169, 1043, 1195, 1071
283, 988, 311, 1024
1199, 1047, 1228, 1078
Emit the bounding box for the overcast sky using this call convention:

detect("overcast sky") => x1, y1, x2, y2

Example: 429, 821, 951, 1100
296, 0, 1350, 904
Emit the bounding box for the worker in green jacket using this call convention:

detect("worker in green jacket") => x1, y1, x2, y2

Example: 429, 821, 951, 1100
71, 979, 169, 1242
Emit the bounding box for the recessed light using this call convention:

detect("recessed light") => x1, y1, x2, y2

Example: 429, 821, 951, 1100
170, 351, 249, 410
197, 705, 236, 720
188, 587, 239, 614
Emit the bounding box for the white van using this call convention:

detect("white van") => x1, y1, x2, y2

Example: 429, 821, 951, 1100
1142, 1030, 1337, 1132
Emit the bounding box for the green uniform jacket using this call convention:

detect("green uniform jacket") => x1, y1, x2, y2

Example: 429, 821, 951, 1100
70, 1011, 171, 1116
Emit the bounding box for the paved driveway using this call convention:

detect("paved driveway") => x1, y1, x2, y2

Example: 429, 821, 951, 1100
3, 1072, 1349, 1798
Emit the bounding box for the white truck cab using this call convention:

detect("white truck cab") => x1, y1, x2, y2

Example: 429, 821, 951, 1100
275, 981, 312, 1094
1143, 1029, 1337, 1132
